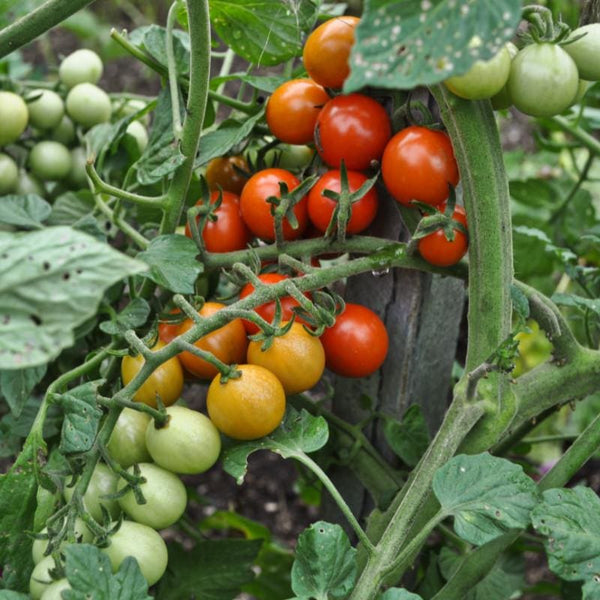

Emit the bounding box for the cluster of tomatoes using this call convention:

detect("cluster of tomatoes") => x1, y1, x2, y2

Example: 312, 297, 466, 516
0, 48, 148, 199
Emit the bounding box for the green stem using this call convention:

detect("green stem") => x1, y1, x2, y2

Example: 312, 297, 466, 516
0, 0, 95, 59
207, 90, 260, 114
93, 195, 150, 249
522, 434, 578, 444
165, 1, 183, 140
551, 115, 600, 157
294, 452, 375, 554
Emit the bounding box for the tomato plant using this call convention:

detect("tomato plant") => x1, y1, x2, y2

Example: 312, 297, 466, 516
314, 93, 391, 171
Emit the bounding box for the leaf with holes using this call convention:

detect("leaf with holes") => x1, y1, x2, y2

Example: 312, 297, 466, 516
0, 195, 51, 230
223, 408, 328, 484
210, 0, 319, 66
345, 0, 521, 92
0, 226, 146, 369
433, 453, 539, 545
291, 521, 356, 600
532, 487, 600, 586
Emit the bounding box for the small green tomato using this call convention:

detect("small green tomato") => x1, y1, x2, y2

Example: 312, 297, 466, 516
125, 120, 149, 153
49, 115, 76, 146
40, 579, 71, 600
29, 555, 57, 600
564, 23, 600, 81
26, 89, 65, 130
66, 83, 111, 128
59, 48, 103, 88
29, 141, 72, 181
0, 91, 29, 146
0, 153, 19, 194
107, 407, 152, 468
67, 147, 88, 189
15, 169, 44, 195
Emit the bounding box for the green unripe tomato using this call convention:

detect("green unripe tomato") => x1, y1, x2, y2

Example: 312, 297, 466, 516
26, 89, 65, 130
63, 462, 120, 522
15, 169, 44, 195
67, 147, 88, 189
66, 83, 111, 128
103, 520, 168, 586
125, 120, 149, 153
0, 91, 29, 146
0, 153, 18, 194
49, 115, 76, 146
444, 45, 512, 100
112, 98, 150, 125
508, 43, 579, 117
564, 24, 600, 81
117, 462, 187, 529
491, 42, 519, 110
32, 517, 92, 564
107, 407, 152, 468
59, 49, 103, 88
40, 578, 71, 600
29, 555, 57, 600
145, 406, 221, 475
264, 144, 314, 171
29, 141, 72, 181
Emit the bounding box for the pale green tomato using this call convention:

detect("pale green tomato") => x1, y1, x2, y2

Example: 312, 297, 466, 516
145, 405, 221, 475
66, 83, 111, 128
49, 115, 76, 146
32, 517, 92, 564
63, 462, 120, 522
112, 98, 150, 125
59, 49, 103, 88
107, 407, 152, 468
67, 147, 88, 189
125, 120, 149, 153
15, 169, 44, 195
29, 555, 57, 600
564, 23, 600, 81
40, 578, 71, 600
0, 91, 28, 146
103, 520, 168, 586
491, 42, 519, 110
29, 141, 72, 181
27, 89, 65, 130
117, 462, 187, 529
0, 153, 18, 194
444, 45, 512, 100
264, 144, 314, 171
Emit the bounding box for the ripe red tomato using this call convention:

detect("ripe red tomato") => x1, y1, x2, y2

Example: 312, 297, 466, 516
239, 273, 308, 335
381, 126, 459, 207
266, 79, 330, 145
185, 190, 251, 253
158, 308, 182, 344
417, 203, 468, 267
308, 169, 378, 234
205, 155, 249, 195
239, 168, 308, 241
303, 16, 360, 89
320, 303, 388, 378
314, 94, 391, 171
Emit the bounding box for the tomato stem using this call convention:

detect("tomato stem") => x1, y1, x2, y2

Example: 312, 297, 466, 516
165, 1, 183, 141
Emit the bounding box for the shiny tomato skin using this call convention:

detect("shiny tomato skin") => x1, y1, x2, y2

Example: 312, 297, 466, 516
246, 321, 325, 394
207, 364, 286, 440
239, 273, 308, 334
266, 79, 330, 145
382, 126, 459, 206
240, 168, 308, 241
307, 169, 378, 234
205, 155, 249, 195
315, 94, 391, 171
177, 302, 248, 379
418, 203, 468, 267
185, 190, 251, 253
320, 303, 389, 378
303, 16, 360, 89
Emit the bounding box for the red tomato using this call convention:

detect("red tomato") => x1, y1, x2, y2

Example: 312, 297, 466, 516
303, 16, 360, 89
185, 190, 251, 253
314, 94, 391, 171
266, 79, 330, 145
417, 203, 468, 267
320, 303, 388, 378
381, 126, 459, 207
307, 169, 378, 234
239, 168, 308, 241
158, 309, 182, 344
239, 273, 308, 335
205, 155, 249, 195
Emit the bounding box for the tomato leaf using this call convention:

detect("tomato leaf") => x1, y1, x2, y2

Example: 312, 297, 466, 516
48, 191, 95, 226
62, 544, 151, 600
0, 227, 147, 369
0, 364, 46, 417
383, 404, 430, 467
155, 539, 262, 600
0, 439, 37, 592
56, 381, 103, 455
433, 453, 539, 545
0, 592, 30, 599
222, 408, 329, 485
345, 0, 521, 92
291, 521, 356, 600
129, 25, 190, 75
552, 293, 600, 318
99, 298, 151, 336
532, 487, 600, 589
136, 234, 203, 294
0, 195, 51, 230
379, 590, 424, 600
209, 0, 319, 66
